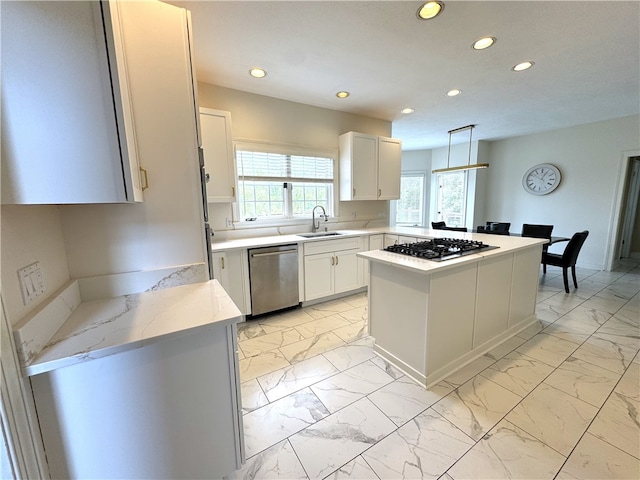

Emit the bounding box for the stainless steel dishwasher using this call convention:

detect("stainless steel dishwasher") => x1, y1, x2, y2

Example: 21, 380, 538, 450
248, 244, 299, 316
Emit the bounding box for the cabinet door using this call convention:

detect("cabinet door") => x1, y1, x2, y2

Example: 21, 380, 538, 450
377, 137, 402, 200
304, 252, 334, 301
339, 132, 378, 201
369, 234, 384, 251
333, 249, 361, 294
213, 251, 248, 314
1, 1, 139, 204
398, 236, 418, 244
200, 109, 236, 202
212, 252, 230, 290
384, 234, 399, 248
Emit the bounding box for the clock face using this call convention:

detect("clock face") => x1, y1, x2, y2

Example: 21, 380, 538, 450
522, 163, 561, 195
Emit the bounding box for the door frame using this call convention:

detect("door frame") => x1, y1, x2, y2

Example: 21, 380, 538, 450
606, 149, 640, 270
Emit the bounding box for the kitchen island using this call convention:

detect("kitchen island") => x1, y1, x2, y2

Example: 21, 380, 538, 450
15, 280, 244, 480
358, 232, 547, 388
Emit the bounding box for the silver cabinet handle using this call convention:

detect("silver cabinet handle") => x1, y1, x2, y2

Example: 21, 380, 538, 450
335, 255, 339, 265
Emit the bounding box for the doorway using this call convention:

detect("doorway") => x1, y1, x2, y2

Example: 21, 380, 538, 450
607, 150, 640, 270
619, 157, 640, 259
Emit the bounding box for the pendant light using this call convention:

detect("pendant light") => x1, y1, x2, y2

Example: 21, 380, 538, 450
432, 124, 489, 173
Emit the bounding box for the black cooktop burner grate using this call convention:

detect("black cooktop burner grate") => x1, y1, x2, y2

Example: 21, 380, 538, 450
384, 238, 498, 261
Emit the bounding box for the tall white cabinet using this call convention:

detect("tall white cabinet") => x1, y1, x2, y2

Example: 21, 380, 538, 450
1, 1, 143, 204
338, 132, 402, 201
200, 108, 237, 203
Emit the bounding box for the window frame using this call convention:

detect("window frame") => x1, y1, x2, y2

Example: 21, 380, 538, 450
232, 141, 339, 228
433, 170, 468, 228
394, 171, 427, 227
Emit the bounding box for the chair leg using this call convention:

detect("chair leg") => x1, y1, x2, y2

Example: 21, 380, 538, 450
571, 265, 578, 289
543, 262, 547, 274
562, 268, 570, 293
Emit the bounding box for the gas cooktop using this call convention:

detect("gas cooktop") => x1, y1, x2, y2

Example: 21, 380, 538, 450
383, 238, 498, 261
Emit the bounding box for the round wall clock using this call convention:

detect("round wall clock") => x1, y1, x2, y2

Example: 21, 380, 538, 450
522, 163, 561, 195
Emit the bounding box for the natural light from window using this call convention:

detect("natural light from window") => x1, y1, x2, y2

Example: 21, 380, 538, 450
435, 171, 467, 227
396, 173, 426, 226
236, 148, 334, 221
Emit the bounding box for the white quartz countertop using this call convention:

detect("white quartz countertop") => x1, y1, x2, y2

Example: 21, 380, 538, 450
211, 225, 547, 254
23, 280, 242, 377
358, 233, 547, 274
210, 229, 377, 252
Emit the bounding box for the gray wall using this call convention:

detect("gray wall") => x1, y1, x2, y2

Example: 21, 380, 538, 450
484, 115, 639, 269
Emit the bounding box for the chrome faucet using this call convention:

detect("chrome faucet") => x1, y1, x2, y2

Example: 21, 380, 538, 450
311, 205, 328, 232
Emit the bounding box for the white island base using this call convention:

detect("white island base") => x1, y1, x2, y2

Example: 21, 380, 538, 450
362, 240, 543, 388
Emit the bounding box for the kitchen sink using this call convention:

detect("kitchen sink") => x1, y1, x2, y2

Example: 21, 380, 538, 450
297, 231, 344, 238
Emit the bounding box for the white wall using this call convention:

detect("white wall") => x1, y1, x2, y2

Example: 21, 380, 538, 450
1, 206, 70, 325
198, 83, 393, 237
484, 115, 639, 269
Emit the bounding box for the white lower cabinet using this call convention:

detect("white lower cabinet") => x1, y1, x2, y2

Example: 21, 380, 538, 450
31, 322, 244, 479
303, 237, 363, 301
384, 234, 418, 247
213, 250, 250, 315
363, 234, 384, 286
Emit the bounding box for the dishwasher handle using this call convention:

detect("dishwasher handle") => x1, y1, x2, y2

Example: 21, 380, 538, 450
250, 250, 297, 258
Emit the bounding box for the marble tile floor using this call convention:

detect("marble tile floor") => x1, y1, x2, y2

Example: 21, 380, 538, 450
226, 260, 640, 480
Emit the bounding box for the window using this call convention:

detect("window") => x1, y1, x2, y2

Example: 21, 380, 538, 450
235, 146, 334, 221
435, 171, 467, 227
396, 172, 426, 226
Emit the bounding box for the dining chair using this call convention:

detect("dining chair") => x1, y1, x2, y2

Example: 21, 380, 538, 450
479, 222, 510, 234
431, 221, 447, 229
443, 227, 468, 232
486, 222, 511, 232
542, 230, 589, 293
522, 224, 554, 255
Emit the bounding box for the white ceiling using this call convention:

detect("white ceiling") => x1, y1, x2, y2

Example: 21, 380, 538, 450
167, 1, 640, 150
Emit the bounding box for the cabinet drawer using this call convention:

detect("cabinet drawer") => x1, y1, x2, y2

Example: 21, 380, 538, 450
303, 236, 363, 256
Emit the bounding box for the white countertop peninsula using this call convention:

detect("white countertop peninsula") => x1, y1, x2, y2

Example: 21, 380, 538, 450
18, 280, 242, 376
358, 233, 547, 388
16, 280, 245, 479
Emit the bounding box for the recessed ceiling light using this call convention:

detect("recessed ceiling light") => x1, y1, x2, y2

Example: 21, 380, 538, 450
417, 1, 444, 20
249, 67, 267, 78
512, 61, 534, 72
401, 108, 415, 114
336, 91, 350, 98
473, 37, 496, 50
447, 89, 462, 97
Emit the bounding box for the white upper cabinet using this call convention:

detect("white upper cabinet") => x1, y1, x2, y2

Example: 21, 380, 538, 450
2, 1, 154, 204
339, 132, 401, 201
377, 136, 402, 200
199, 109, 236, 203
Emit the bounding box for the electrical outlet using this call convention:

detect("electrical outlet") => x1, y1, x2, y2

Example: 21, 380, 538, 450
18, 261, 45, 305
225, 218, 233, 228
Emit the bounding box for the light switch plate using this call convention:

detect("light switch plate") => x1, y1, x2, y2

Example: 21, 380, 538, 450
18, 261, 45, 305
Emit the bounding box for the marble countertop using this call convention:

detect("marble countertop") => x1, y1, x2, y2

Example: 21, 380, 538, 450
358, 233, 547, 274
21, 280, 242, 377
211, 229, 378, 252
212, 225, 547, 257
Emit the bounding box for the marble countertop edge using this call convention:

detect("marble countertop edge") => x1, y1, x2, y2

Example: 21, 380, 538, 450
21, 280, 243, 377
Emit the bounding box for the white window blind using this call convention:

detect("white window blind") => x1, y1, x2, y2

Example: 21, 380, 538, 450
236, 149, 334, 220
